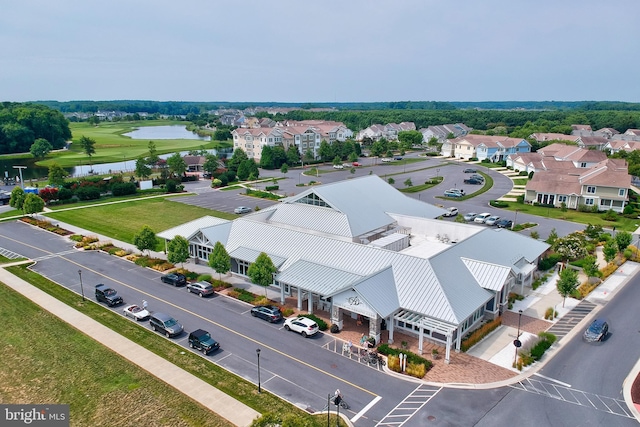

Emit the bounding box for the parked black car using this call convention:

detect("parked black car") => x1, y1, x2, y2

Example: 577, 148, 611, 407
583, 319, 609, 343
161, 273, 187, 287
463, 168, 477, 173
463, 178, 483, 185
188, 329, 220, 354
496, 219, 513, 229
251, 305, 283, 323
95, 284, 124, 306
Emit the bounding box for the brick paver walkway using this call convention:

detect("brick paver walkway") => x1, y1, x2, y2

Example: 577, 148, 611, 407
502, 310, 552, 334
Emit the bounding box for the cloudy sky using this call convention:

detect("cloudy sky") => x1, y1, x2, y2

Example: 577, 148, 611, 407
2, 1, 638, 103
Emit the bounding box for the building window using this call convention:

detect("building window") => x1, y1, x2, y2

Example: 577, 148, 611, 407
580, 162, 587, 168
558, 195, 567, 202
619, 189, 625, 196
586, 186, 596, 194
585, 198, 594, 206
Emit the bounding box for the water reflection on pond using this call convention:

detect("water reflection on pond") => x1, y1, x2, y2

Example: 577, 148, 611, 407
123, 125, 211, 141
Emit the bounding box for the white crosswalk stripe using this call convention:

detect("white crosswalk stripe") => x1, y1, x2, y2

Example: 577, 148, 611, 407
32, 249, 78, 261
510, 378, 634, 419
375, 384, 442, 426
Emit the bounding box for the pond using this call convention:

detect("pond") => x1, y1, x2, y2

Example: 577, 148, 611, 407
123, 125, 211, 141
0, 125, 226, 182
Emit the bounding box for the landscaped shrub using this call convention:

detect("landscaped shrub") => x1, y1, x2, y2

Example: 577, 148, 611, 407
518, 171, 528, 176
387, 354, 401, 372
265, 185, 279, 191
299, 313, 328, 331
280, 307, 294, 317
602, 209, 618, 221
377, 344, 432, 377
233, 287, 259, 303
599, 262, 618, 280
197, 274, 213, 283
111, 182, 137, 196
460, 317, 502, 351
75, 186, 101, 200
539, 254, 562, 270
623, 248, 633, 259
58, 187, 73, 201
405, 362, 426, 378
516, 332, 556, 370
544, 307, 557, 320
490, 200, 509, 208
165, 180, 178, 193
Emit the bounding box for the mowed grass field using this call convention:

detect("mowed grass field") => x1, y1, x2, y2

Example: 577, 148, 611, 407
40, 121, 228, 168
0, 281, 234, 427
45, 197, 236, 250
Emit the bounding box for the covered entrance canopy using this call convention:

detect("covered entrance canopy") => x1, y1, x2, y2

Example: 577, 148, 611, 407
394, 309, 458, 363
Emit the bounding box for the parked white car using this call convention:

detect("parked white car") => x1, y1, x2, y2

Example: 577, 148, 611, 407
381, 158, 392, 162
333, 164, 344, 169
474, 213, 492, 224
484, 215, 501, 226
442, 207, 458, 217
123, 304, 150, 321
283, 316, 319, 338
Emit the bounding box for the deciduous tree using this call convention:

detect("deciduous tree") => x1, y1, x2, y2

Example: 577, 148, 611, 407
167, 235, 190, 268
79, 136, 96, 166
615, 231, 632, 253
133, 225, 156, 256
48, 163, 67, 187
556, 267, 578, 307
247, 252, 277, 296
208, 241, 231, 282
166, 152, 187, 177
135, 157, 152, 179
9, 187, 25, 210
22, 193, 44, 215
30, 138, 52, 159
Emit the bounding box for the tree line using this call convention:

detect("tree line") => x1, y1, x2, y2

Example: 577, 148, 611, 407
0, 103, 71, 155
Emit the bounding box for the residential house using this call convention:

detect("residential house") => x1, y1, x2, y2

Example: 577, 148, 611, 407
525, 158, 630, 212
576, 135, 608, 151
507, 143, 606, 174
356, 122, 416, 141
420, 123, 471, 143
603, 140, 640, 154
571, 124, 593, 137
157, 175, 548, 360
444, 135, 530, 161
528, 133, 578, 144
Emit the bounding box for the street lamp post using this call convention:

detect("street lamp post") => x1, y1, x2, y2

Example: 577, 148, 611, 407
78, 270, 85, 301
13, 166, 26, 189
513, 309, 523, 366
513, 209, 518, 230
256, 348, 261, 393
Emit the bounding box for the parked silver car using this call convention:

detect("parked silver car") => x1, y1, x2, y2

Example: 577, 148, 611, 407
186, 281, 215, 297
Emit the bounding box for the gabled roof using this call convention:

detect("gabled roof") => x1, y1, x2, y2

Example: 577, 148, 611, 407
451, 134, 529, 149
157, 216, 230, 241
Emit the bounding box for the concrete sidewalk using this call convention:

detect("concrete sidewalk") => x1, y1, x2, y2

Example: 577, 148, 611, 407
0, 265, 260, 427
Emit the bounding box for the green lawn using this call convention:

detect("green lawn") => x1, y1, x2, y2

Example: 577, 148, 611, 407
497, 201, 640, 232
0, 279, 234, 427
37, 120, 231, 168
2, 264, 346, 427
45, 197, 235, 250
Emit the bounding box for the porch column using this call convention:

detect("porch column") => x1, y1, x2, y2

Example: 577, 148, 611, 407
331, 304, 343, 330
418, 325, 424, 355
369, 316, 381, 345
387, 315, 394, 344
297, 288, 303, 311
307, 292, 313, 314
455, 325, 462, 353
445, 332, 452, 365
280, 284, 285, 305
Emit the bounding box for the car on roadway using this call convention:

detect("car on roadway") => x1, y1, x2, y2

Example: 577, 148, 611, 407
284, 316, 319, 338
251, 305, 283, 323
474, 213, 492, 224
381, 158, 392, 163
333, 164, 344, 169
394, 156, 403, 161
463, 178, 483, 185
188, 329, 220, 354
95, 284, 124, 307
149, 312, 184, 338
470, 174, 484, 181
444, 189, 463, 198
161, 272, 187, 287
123, 304, 150, 321
583, 319, 609, 343
234, 206, 252, 214
484, 215, 501, 226
186, 281, 215, 297
496, 219, 513, 229
463, 168, 477, 173
463, 212, 478, 221
352, 162, 362, 167
442, 207, 458, 217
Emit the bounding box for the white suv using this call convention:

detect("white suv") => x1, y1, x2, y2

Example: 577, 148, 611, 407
474, 213, 492, 224
283, 316, 319, 338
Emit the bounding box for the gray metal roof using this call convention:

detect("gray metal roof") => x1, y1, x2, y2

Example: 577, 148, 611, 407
157, 216, 230, 240
275, 260, 363, 296
461, 258, 512, 291
258, 204, 355, 238
228, 246, 287, 268
351, 266, 400, 318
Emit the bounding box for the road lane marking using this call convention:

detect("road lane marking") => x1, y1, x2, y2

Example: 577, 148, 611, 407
533, 373, 571, 387
351, 395, 381, 423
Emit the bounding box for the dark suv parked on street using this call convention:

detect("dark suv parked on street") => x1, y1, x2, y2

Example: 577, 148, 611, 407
95, 284, 124, 306
161, 273, 187, 287
149, 312, 184, 338
188, 329, 220, 354
251, 305, 283, 323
